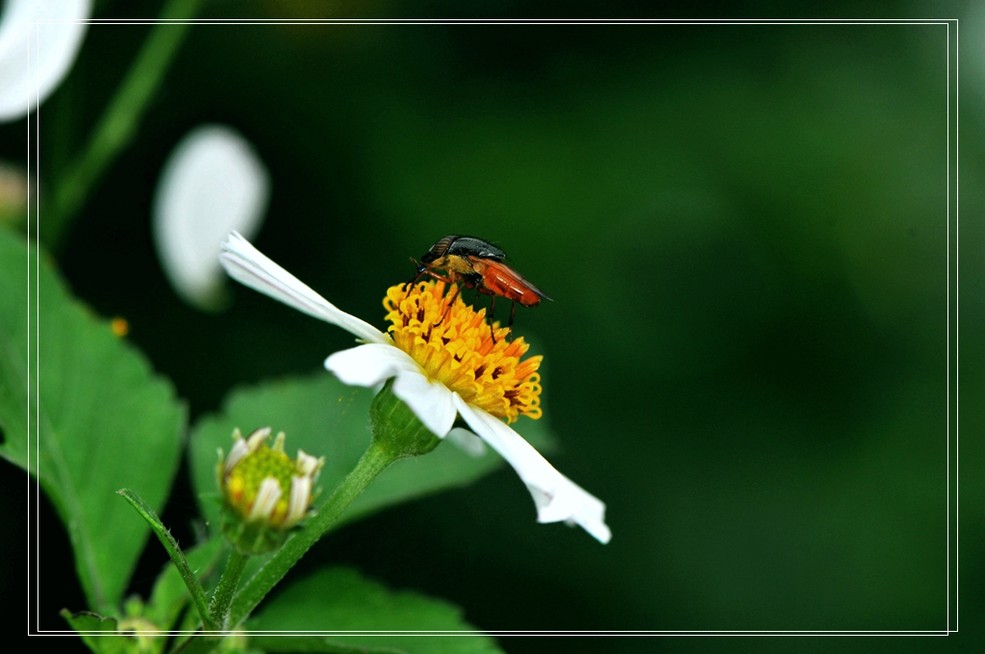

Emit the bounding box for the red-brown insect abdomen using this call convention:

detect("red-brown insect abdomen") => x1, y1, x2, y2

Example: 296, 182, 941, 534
471, 259, 548, 306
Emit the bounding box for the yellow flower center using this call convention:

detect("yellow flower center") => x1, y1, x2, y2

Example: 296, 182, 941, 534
224, 443, 296, 526
384, 281, 543, 422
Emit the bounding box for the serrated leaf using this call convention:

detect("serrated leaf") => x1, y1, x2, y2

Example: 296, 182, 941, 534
189, 373, 555, 533
246, 567, 503, 654
0, 229, 186, 613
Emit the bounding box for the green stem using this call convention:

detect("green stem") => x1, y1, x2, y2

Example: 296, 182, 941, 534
225, 382, 441, 628
226, 440, 397, 627
45, 0, 202, 249
208, 549, 249, 630
117, 489, 217, 632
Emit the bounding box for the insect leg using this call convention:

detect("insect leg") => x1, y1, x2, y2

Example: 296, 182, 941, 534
486, 294, 500, 343
434, 283, 461, 327
404, 258, 430, 290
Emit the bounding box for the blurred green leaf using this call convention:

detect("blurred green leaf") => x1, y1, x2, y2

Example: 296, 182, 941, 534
60, 610, 125, 654
190, 373, 555, 532
253, 637, 403, 654
0, 228, 186, 614
247, 567, 503, 654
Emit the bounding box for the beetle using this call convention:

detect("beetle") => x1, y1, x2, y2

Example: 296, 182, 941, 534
410, 234, 551, 336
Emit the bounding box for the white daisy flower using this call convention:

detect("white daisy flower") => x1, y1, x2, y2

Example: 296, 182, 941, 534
219, 231, 611, 544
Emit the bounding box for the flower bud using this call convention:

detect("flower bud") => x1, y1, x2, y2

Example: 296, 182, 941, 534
218, 427, 324, 554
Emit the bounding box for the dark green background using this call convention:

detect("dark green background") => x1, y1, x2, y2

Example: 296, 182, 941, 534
2, 2, 980, 652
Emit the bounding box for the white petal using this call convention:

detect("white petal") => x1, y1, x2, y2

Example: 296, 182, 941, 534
224, 439, 249, 475
286, 476, 311, 525
324, 343, 457, 437
454, 396, 611, 544
220, 231, 388, 344
390, 368, 458, 437
0, 0, 90, 122
225, 426, 271, 474
249, 478, 282, 522
324, 343, 417, 386
445, 427, 487, 457
246, 426, 272, 451
153, 125, 269, 309
296, 449, 323, 478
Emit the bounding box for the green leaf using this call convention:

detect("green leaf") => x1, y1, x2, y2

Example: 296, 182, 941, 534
246, 567, 503, 654
189, 373, 555, 533
60, 610, 128, 654
252, 636, 405, 654
0, 229, 186, 613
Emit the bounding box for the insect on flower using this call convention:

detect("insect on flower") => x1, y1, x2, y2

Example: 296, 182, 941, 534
410, 235, 551, 336
219, 231, 611, 543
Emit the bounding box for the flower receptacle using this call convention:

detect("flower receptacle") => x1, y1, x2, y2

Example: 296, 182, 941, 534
370, 380, 443, 460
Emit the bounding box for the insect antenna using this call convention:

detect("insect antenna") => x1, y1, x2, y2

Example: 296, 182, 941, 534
404, 258, 426, 289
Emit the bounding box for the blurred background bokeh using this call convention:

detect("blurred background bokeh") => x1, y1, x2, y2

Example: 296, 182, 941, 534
2, 1, 981, 652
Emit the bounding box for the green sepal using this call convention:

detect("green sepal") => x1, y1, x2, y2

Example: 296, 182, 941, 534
370, 380, 442, 459
220, 508, 292, 556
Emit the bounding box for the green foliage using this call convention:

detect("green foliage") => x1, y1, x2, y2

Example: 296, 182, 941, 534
3, 11, 971, 648
247, 567, 504, 654
189, 374, 555, 534
60, 611, 130, 654
0, 228, 186, 614
0, 226, 549, 642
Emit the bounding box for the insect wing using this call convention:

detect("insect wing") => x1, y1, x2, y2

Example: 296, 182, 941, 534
471, 258, 550, 306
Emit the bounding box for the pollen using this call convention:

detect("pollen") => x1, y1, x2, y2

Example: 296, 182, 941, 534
384, 281, 543, 422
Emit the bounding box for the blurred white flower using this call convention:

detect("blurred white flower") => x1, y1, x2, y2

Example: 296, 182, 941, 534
0, 0, 90, 122
153, 125, 269, 310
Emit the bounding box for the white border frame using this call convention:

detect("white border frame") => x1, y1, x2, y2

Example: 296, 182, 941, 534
24, 16, 960, 640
